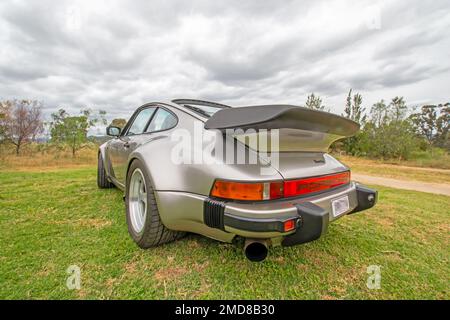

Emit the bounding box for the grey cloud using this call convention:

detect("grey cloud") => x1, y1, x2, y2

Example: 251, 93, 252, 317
0, 0, 449, 121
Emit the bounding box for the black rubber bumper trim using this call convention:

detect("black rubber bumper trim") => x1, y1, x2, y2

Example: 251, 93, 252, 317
223, 214, 301, 233
203, 199, 226, 230
281, 202, 329, 247
349, 184, 378, 215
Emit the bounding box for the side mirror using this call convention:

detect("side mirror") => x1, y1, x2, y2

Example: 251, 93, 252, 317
107, 126, 121, 137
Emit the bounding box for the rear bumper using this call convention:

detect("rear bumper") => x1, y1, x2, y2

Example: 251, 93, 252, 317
219, 182, 377, 245
155, 182, 377, 246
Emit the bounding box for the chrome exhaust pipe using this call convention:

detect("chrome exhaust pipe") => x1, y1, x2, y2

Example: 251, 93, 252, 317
244, 239, 269, 262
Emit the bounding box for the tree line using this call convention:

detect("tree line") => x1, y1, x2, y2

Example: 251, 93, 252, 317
1, 96, 449, 160
305, 91, 449, 160
0, 100, 112, 156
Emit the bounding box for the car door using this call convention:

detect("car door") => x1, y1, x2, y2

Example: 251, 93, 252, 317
108, 107, 157, 185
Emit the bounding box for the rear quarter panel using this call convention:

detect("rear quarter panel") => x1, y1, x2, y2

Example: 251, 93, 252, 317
130, 109, 283, 196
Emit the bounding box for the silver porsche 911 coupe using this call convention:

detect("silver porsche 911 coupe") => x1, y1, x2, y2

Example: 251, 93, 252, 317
98, 99, 377, 262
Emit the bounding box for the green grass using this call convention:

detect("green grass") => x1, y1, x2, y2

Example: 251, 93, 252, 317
0, 167, 449, 299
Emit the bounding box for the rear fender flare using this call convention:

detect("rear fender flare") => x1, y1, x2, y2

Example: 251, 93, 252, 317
126, 152, 157, 190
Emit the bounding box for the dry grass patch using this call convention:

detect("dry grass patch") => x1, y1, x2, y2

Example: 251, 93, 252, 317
338, 155, 450, 184
0, 146, 98, 171
154, 266, 190, 282
37, 262, 57, 277
51, 218, 112, 230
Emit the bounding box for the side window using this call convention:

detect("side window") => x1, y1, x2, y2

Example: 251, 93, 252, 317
146, 108, 177, 133
126, 107, 156, 135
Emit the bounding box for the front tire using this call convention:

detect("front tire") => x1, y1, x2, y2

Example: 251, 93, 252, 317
125, 159, 185, 248
97, 153, 114, 189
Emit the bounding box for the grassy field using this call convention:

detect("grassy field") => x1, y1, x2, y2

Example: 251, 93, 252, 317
337, 148, 450, 170
338, 156, 450, 184
0, 166, 449, 299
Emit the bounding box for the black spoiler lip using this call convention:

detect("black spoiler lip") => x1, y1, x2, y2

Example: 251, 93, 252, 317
204, 104, 360, 137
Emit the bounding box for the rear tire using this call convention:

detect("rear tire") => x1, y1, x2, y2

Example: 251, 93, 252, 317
97, 153, 114, 189
125, 159, 185, 248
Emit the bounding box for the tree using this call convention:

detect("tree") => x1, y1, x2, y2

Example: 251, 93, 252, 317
110, 118, 127, 129
0, 102, 11, 150
364, 119, 417, 160
390, 96, 408, 122
341, 89, 367, 155
305, 93, 327, 111
411, 103, 450, 151
410, 105, 437, 150
0, 100, 44, 155
50, 108, 106, 157
435, 103, 449, 150
343, 89, 366, 123
0, 101, 11, 141
370, 100, 389, 127
363, 97, 418, 160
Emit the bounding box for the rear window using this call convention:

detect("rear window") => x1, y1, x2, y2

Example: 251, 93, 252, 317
146, 108, 177, 132
182, 104, 224, 118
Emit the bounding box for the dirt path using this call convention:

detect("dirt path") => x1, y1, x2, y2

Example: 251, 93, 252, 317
352, 173, 450, 196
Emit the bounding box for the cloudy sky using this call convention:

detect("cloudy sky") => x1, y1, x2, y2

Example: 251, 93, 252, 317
0, 0, 449, 124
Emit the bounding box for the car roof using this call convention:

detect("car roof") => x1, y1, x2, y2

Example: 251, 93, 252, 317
172, 99, 232, 109
168, 99, 233, 120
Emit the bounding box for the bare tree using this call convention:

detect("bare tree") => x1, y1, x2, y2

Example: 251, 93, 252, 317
0, 100, 44, 155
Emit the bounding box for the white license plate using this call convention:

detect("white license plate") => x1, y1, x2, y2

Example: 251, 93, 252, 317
332, 196, 350, 217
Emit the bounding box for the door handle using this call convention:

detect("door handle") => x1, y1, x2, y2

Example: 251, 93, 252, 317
124, 142, 130, 149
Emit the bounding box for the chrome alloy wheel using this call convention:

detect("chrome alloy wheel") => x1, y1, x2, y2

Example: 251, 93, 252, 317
128, 168, 147, 234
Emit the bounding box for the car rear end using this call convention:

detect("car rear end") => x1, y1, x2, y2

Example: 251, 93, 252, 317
203, 154, 377, 261
167, 101, 378, 261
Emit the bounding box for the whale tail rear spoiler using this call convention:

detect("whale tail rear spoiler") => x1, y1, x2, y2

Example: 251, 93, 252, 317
204, 105, 360, 152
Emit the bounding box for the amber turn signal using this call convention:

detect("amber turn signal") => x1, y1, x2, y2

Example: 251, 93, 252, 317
210, 180, 283, 201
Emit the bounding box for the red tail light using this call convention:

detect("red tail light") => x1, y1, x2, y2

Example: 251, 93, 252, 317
283, 172, 350, 198
211, 171, 350, 201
